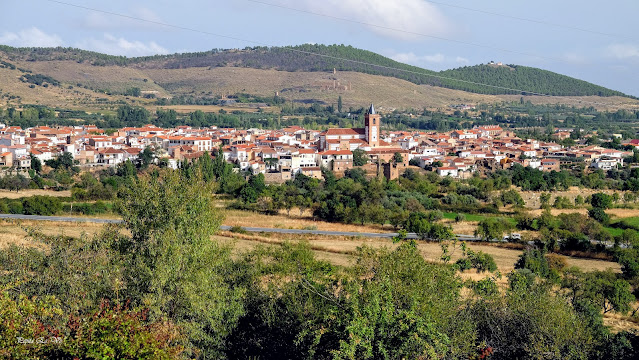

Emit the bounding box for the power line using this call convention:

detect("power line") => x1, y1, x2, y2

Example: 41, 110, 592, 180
245, 0, 577, 65
39, 0, 626, 108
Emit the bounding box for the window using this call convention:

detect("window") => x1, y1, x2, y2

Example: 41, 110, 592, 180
373, 119, 376, 125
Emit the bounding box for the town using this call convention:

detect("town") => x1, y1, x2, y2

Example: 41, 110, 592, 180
1, 104, 633, 182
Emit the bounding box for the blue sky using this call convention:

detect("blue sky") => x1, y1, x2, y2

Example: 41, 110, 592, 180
2, 0, 638, 96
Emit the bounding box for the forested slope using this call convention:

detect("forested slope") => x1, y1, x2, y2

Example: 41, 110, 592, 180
0, 44, 629, 97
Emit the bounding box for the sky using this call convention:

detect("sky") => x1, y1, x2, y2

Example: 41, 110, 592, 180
1, 0, 639, 96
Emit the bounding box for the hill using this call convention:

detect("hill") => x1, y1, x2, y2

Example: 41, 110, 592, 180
0, 44, 629, 98
0, 45, 637, 113
439, 64, 628, 97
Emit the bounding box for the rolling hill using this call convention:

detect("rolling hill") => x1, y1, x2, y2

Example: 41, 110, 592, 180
0, 44, 636, 112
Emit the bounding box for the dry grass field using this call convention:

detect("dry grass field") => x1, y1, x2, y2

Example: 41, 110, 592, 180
0, 218, 621, 274
224, 209, 387, 233
0, 189, 71, 199
519, 187, 621, 209
527, 208, 639, 218
13, 60, 171, 98
0, 219, 105, 249
0, 63, 131, 109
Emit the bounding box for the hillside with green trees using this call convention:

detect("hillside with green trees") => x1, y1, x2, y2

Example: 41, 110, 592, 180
439, 64, 628, 96
0, 44, 628, 97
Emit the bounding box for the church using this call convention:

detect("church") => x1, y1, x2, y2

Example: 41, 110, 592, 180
318, 104, 386, 151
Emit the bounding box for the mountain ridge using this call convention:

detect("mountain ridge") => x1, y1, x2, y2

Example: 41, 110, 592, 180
0, 44, 629, 98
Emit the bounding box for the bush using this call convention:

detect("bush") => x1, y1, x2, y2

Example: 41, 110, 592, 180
426, 210, 444, 222
469, 251, 497, 273
8, 200, 23, 214
588, 207, 610, 225
515, 249, 550, 278
454, 213, 466, 222
500, 189, 524, 207
455, 257, 473, 271
515, 213, 536, 230
229, 225, 248, 234
591, 193, 613, 209
545, 253, 567, 272
22, 196, 62, 216
457, 245, 498, 273
475, 217, 513, 241
471, 277, 499, 297
553, 196, 573, 209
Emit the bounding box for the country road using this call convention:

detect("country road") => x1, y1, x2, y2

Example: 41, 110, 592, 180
0, 214, 481, 241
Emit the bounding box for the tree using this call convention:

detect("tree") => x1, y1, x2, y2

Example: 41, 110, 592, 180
116, 169, 244, 357
475, 217, 513, 241
456, 243, 497, 273
22, 195, 62, 216
393, 152, 404, 164
500, 189, 524, 207
30, 154, 42, 173
264, 157, 279, 171
515, 249, 551, 278
138, 146, 155, 168
352, 149, 368, 166
124, 87, 141, 97
45, 152, 77, 172
116, 159, 137, 178
591, 192, 613, 209
337, 95, 343, 113
589, 207, 610, 225
405, 212, 431, 239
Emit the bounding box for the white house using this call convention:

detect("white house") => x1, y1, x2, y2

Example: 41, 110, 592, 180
437, 166, 459, 177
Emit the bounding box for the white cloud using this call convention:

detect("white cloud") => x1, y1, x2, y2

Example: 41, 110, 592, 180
83, 7, 164, 30
423, 53, 445, 63
391, 52, 445, 64
281, 0, 450, 40
455, 56, 469, 64
607, 44, 639, 60
560, 52, 587, 65
76, 34, 169, 57
0, 27, 63, 47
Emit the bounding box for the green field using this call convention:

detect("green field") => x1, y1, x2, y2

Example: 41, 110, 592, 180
443, 212, 517, 226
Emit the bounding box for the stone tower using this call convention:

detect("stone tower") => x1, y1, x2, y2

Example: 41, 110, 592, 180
364, 103, 380, 147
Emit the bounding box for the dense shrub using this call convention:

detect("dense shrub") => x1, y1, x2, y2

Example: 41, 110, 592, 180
22, 196, 62, 215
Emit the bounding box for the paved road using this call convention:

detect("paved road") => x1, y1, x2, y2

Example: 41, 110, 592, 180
0, 214, 123, 224
0, 214, 481, 241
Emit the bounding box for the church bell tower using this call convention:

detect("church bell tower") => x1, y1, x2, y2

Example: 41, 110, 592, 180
365, 103, 380, 147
